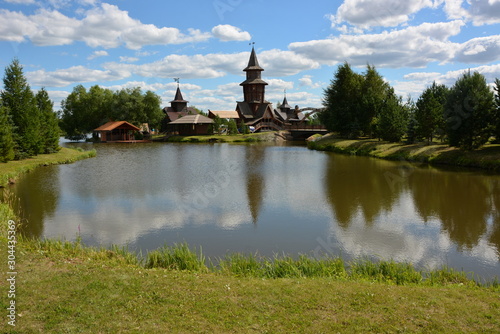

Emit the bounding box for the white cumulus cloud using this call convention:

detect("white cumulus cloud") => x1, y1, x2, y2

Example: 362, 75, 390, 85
211, 25, 251, 42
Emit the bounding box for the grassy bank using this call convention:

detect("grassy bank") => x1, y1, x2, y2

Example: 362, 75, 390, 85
156, 131, 280, 144
308, 134, 500, 171
1, 240, 499, 333
0, 147, 96, 187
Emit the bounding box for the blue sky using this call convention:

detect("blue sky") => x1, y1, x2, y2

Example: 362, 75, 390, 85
1, 0, 499, 112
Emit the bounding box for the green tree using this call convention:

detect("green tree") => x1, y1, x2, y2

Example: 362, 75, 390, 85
0, 104, 15, 162
239, 120, 250, 134
376, 89, 408, 142
210, 115, 223, 135
415, 82, 449, 143
143, 90, 163, 130
1, 58, 41, 157
359, 65, 390, 137
60, 85, 91, 140
36, 88, 60, 153
445, 71, 495, 150
227, 118, 238, 135
321, 62, 363, 138
494, 78, 500, 142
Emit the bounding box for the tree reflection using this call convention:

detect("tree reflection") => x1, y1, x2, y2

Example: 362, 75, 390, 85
489, 179, 500, 257
324, 154, 406, 229
12, 165, 60, 238
410, 168, 491, 249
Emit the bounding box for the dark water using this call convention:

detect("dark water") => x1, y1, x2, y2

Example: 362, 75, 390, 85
12, 142, 500, 279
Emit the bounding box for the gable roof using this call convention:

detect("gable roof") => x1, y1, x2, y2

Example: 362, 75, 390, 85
94, 121, 140, 132
168, 114, 214, 125
208, 110, 240, 119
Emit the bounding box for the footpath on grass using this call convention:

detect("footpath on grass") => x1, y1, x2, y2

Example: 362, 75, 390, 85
308, 134, 500, 171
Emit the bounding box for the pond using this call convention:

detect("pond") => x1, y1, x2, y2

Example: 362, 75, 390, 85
13, 141, 500, 279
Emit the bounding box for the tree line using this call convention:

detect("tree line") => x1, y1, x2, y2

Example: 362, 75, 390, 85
320, 62, 500, 150
60, 85, 163, 141
1, 59, 60, 162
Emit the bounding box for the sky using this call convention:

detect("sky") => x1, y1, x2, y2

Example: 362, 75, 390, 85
0, 0, 499, 113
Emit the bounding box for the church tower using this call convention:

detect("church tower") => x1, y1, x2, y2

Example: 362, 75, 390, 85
240, 47, 269, 115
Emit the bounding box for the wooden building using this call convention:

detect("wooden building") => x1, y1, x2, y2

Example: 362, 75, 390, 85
162, 86, 199, 124
235, 47, 284, 132
94, 121, 142, 142
167, 114, 214, 136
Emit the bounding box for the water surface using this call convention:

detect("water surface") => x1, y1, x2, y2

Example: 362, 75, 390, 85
14, 142, 500, 279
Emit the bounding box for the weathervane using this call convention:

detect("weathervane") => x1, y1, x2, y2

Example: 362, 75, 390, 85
249, 42, 255, 48
173, 78, 180, 87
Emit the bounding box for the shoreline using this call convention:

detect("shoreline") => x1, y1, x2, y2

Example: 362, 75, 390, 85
308, 134, 500, 171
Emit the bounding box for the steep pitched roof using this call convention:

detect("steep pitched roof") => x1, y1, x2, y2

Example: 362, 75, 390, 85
170, 87, 188, 103
280, 96, 292, 109
243, 47, 264, 72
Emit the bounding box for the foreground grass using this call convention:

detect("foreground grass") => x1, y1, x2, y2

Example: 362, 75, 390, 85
1, 239, 499, 333
308, 135, 500, 171
0, 147, 96, 187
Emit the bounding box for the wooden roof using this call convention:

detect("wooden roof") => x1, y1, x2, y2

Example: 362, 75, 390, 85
168, 114, 214, 125
208, 110, 240, 119
94, 121, 140, 132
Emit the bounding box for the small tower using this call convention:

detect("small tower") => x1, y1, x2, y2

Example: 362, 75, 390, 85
170, 86, 189, 113
279, 95, 292, 119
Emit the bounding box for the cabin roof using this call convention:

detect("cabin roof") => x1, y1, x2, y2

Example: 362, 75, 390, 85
208, 110, 240, 119
94, 121, 140, 132
168, 114, 214, 125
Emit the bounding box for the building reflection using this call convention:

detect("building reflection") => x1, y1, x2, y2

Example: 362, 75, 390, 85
245, 144, 265, 224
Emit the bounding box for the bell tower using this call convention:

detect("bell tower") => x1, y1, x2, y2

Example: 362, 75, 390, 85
240, 46, 268, 114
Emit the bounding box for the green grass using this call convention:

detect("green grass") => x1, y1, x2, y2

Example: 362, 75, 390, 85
308, 135, 500, 171
2, 238, 500, 333
0, 147, 96, 187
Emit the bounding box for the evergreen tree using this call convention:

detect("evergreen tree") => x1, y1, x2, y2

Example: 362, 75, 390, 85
494, 78, 500, 142
239, 120, 250, 134
415, 82, 449, 143
321, 62, 363, 138
36, 88, 60, 153
359, 65, 390, 137
376, 89, 408, 142
1, 58, 41, 157
0, 105, 15, 162
445, 71, 495, 150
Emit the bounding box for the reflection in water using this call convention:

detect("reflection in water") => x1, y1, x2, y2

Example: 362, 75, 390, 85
245, 145, 265, 224
12, 142, 500, 279
324, 154, 408, 228
13, 166, 60, 238
410, 168, 490, 249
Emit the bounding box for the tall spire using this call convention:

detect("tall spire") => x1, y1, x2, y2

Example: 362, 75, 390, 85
244, 46, 263, 72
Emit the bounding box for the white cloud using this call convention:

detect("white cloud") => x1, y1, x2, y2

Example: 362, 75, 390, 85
331, 0, 434, 29
290, 20, 464, 68
26, 65, 129, 87
394, 64, 500, 98
0, 4, 212, 49
87, 50, 108, 60
442, 0, 500, 25
298, 75, 323, 89
455, 35, 500, 63
211, 24, 251, 42
119, 56, 139, 63
258, 49, 320, 76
